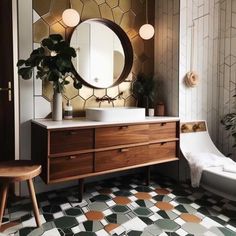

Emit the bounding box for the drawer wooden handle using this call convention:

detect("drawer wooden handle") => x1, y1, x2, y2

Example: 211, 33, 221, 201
68, 131, 78, 135
119, 126, 128, 130
120, 148, 129, 152
68, 155, 77, 160
160, 142, 167, 145
161, 123, 167, 126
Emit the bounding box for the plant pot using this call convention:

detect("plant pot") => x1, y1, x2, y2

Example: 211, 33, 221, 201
52, 91, 62, 121
148, 108, 155, 117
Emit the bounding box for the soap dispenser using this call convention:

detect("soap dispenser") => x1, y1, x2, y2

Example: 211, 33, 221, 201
64, 100, 73, 120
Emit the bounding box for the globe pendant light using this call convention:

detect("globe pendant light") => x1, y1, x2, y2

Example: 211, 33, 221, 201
62, 2, 80, 27
139, 0, 154, 40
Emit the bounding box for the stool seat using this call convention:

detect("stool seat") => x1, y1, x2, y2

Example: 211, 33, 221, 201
0, 161, 41, 182
0, 160, 42, 228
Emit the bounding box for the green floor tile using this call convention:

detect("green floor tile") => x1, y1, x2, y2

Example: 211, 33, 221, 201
54, 216, 78, 229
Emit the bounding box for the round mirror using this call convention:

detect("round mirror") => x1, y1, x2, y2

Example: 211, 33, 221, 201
69, 18, 133, 89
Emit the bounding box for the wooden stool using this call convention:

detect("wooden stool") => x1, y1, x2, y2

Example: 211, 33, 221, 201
0, 161, 41, 228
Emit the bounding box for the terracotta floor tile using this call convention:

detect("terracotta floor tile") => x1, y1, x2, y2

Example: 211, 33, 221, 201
134, 192, 152, 200
85, 211, 104, 221
155, 202, 174, 210
105, 223, 120, 233
180, 213, 202, 223
155, 188, 170, 195
113, 196, 131, 205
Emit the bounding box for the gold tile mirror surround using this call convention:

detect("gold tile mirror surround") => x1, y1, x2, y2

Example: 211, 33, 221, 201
33, 0, 154, 116
69, 18, 133, 89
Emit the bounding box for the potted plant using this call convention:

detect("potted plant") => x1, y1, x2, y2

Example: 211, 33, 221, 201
221, 113, 236, 147
17, 34, 82, 121
132, 73, 157, 116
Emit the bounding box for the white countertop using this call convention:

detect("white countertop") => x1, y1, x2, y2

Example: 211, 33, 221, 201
32, 117, 180, 129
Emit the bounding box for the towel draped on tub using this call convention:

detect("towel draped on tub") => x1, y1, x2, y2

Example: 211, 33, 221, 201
186, 152, 236, 187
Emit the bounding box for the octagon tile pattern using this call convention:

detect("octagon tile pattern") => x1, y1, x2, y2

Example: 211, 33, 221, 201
1, 174, 236, 235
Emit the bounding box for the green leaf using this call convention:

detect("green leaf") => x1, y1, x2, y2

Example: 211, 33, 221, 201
17, 59, 26, 67
73, 80, 82, 89
49, 34, 63, 43
18, 67, 33, 79
62, 47, 76, 57
42, 38, 54, 50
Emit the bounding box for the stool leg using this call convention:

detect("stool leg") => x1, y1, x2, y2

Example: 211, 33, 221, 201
0, 184, 8, 227
27, 179, 41, 227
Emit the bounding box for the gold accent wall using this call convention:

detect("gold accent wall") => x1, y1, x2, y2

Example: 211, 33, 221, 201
33, 0, 154, 116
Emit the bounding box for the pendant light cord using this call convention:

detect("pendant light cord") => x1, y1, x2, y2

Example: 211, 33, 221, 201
146, 0, 148, 24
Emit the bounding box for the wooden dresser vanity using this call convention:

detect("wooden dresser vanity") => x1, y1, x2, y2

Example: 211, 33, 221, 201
31, 117, 180, 201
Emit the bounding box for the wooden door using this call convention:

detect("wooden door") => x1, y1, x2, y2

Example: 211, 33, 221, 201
0, 0, 15, 162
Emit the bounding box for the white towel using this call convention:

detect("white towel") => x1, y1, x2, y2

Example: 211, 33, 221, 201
186, 152, 235, 188
223, 165, 236, 173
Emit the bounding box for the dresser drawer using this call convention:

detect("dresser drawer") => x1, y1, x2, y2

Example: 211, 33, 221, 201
49, 153, 93, 181
149, 122, 176, 141
50, 129, 93, 154
149, 142, 177, 161
95, 124, 149, 148
95, 145, 148, 172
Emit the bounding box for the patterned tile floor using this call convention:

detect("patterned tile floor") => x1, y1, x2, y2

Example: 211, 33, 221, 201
1, 174, 236, 236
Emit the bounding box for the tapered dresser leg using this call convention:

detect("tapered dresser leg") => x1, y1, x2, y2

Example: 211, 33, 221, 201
27, 179, 41, 227
78, 179, 84, 203
145, 166, 150, 186
0, 184, 8, 227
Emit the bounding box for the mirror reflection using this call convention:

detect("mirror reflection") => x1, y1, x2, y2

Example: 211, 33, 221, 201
70, 21, 125, 88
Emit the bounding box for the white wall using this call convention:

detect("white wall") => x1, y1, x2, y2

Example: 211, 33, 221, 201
179, 0, 220, 145
179, 0, 236, 159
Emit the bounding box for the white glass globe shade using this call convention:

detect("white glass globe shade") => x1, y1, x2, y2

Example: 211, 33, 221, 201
139, 24, 155, 40
62, 9, 80, 27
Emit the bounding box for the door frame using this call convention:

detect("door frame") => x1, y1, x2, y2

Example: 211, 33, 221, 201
12, 0, 20, 195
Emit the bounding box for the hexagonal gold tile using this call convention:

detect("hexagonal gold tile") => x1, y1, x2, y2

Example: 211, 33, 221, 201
62, 77, 80, 99
71, 0, 84, 16
133, 12, 145, 33
95, 0, 105, 5
79, 86, 94, 100
71, 95, 85, 113
132, 58, 142, 76
132, 36, 144, 57
33, 0, 51, 16
131, 0, 144, 15
42, 80, 53, 101
112, 7, 124, 24
100, 3, 114, 21
119, 0, 131, 12
50, 0, 69, 21
81, 0, 101, 20
94, 88, 106, 98
127, 28, 138, 39
106, 0, 119, 8
118, 81, 132, 99
50, 22, 66, 38
107, 86, 119, 97
113, 98, 125, 107
42, 13, 58, 26
120, 11, 136, 33
124, 95, 136, 107
34, 19, 50, 43
84, 95, 100, 108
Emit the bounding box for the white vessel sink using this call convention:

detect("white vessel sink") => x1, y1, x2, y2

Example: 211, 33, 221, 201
86, 107, 146, 122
